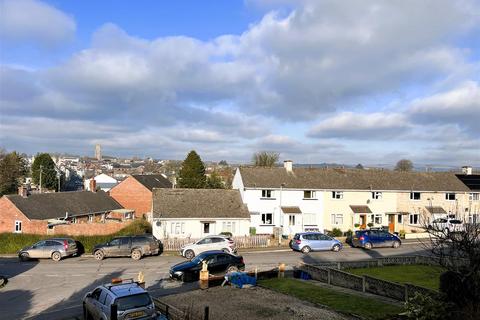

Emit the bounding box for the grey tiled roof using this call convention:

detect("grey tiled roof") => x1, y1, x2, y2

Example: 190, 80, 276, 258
152, 188, 250, 219
132, 174, 172, 191
6, 191, 123, 220
238, 167, 470, 192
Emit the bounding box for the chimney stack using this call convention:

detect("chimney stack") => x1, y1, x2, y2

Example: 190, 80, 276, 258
462, 166, 473, 175
89, 179, 97, 192
18, 185, 28, 198
284, 160, 293, 173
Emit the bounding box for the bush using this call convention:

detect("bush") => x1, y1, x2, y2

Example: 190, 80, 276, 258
399, 229, 406, 238
367, 223, 374, 228
0, 220, 153, 255
219, 232, 232, 237
327, 228, 343, 237
403, 292, 453, 320
249, 227, 256, 236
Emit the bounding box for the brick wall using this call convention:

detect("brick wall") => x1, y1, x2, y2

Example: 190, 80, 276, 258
0, 196, 48, 234
52, 221, 132, 236
109, 177, 152, 218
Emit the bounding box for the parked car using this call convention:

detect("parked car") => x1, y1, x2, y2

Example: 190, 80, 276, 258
290, 232, 342, 253
180, 235, 237, 259
170, 250, 245, 282
352, 230, 401, 249
83, 278, 162, 320
18, 238, 77, 262
93, 235, 161, 261
428, 218, 464, 233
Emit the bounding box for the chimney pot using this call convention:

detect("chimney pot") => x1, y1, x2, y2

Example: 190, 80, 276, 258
89, 179, 97, 192
284, 160, 293, 173
462, 166, 473, 175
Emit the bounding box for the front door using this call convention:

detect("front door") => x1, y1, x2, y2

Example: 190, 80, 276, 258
203, 223, 210, 236
360, 215, 367, 229
388, 215, 395, 233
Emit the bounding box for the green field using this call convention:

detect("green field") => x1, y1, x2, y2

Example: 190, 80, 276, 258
346, 264, 444, 290
260, 278, 403, 320
0, 220, 152, 254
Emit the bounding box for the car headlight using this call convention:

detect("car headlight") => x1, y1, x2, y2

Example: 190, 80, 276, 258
174, 271, 183, 276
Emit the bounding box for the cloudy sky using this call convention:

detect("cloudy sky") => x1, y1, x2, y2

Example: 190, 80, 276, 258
0, 0, 479, 166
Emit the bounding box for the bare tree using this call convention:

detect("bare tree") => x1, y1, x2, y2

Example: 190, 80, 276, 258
395, 159, 413, 171
252, 151, 279, 167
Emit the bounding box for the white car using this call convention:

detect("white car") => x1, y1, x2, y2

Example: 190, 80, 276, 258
180, 235, 237, 259
429, 218, 464, 233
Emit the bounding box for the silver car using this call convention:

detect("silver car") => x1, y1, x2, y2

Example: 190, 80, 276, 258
18, 238, 77, 262
83, 279, 161, 320
180, 235, 237, 259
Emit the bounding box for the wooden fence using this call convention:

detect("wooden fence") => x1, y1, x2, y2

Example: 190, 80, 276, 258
162, 235, 271, 251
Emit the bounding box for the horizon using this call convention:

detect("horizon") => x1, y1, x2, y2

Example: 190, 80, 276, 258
1, 0, 479, 166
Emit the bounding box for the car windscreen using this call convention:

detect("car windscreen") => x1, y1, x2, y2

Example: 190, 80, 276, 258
191, 252, 212, 264
449, 220, 462, 224
115, 293, 152, 311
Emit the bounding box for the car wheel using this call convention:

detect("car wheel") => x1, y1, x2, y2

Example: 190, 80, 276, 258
94, 250, 105, 261
301, 246, 311, 253
19, 252, 29, 262
51, 251, 62, 262
364, 242, 373, 250
392, 241, 401, 248
332, 244, 341, 252
184, 250, 195, 260
131, 249, 142, 261
227, 265, 238, 273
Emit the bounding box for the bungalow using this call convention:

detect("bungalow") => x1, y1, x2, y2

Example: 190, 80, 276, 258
109, 174, 172, 218
0, 190, 132, 235
151, 188, 250, 239
84, 173, 118, 192
232, 161, 471, 236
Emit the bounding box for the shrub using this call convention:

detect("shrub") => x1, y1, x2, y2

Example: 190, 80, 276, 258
399, 229, 406, 238
367, 223, 374, 228
327, 228, 343, 237
354, 223, 360, 228
403, 292, 453, 320
219, 232, 233, 237
249, 227, 256, 236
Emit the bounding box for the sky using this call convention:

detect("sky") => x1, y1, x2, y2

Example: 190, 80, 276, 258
0, 0, 479, 166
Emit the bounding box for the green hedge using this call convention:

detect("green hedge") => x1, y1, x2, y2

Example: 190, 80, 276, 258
0, 220, 152, 255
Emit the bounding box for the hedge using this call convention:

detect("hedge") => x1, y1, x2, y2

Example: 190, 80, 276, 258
0, 220, 152, 255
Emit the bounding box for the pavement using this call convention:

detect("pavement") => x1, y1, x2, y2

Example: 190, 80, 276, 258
0, 241, 428, 320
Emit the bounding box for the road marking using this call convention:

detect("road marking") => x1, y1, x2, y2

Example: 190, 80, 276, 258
46, 274, 59, 277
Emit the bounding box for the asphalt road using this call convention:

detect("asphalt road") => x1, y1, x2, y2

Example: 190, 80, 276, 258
0, 242, 428, 319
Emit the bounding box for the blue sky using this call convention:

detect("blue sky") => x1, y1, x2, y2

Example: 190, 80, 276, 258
0, 0, 479, 166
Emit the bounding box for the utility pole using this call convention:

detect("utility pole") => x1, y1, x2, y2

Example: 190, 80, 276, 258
39, 165, 43, 193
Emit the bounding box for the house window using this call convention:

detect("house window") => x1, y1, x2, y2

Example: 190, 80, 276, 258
88, 215, 93, 223
203, 223, 210, 234
469, 214, 479, 224
332, 191, 343, 199
445, 193, 456, 201
261, 190, 273, 198
171, 222, 185, 235
469, 193, 479, 201
72, 217, 77, 224
409, 214, 420, 225
372, 192, 382, 200
289, 215, 296, 226
303, 190, 315, 199
374, 214, 383, 225
397, 215, 403, 224
410, 192, 421, 200
222, 221, 236, 233
331, 214, 343, 225
14, 221, 22, 233
261, 213, 273, 225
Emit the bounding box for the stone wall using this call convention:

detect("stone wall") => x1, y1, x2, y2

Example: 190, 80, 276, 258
364, 275, 406, 301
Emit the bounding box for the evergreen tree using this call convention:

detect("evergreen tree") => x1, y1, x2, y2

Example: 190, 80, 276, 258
206, 172, 225, 189
0, 151, 27, 196
31, 153, 58, 191
177, 151, 206, 188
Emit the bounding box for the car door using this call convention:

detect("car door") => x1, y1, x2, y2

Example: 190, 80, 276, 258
106, 238, 121, 257
29, 241, 47, 258
381, 231, 393, 247
196, 238, 213, 254
205, 255, 219, 274
211, 237, 225, 251
308, 234, 321, 250
118, 237, 131, 256
318, 234, 333, 250
87, 288, 103, 319
44, 240, 60, 258
216, 254, 231, 273
368, 231, 380, 247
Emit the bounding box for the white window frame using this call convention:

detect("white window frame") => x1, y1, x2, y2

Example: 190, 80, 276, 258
261, 213, 273, 225
371, 192, 383, 200
171, 222, 185, 235
88, 215, 93, 223
261, 190, 273, 199
330, 214, 343, 225
409, 213, 420, 225
222, 221, 236, 233
289, 215, 296, 226
332, 191, 344, 199
303, 190, 315, 199
410, 192, 421, 200
445, 193, 456, 201
469, 193, 479, 201
374, 214, 383, 225
14, 220, 22, 233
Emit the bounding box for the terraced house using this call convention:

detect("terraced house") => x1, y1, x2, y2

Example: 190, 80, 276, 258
233, 161, 473, 236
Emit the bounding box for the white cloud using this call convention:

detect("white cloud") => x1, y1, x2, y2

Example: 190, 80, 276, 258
0, 0, 76, 46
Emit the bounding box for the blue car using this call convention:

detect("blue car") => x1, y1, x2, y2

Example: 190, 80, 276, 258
291, 232, 342, 253
352, 230, 401, 249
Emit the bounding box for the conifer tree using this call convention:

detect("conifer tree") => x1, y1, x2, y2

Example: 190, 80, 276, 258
177, 150, 206, 188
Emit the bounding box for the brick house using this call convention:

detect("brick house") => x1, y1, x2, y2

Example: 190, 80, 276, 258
109, 174, 172, 219
0, 190, 132, 235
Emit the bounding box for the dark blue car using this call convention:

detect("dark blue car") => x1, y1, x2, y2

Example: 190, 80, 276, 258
352, 230, 401, 249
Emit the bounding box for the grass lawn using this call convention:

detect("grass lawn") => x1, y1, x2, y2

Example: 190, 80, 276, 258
346, 265, 444, 290
260, 278, 403, 320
